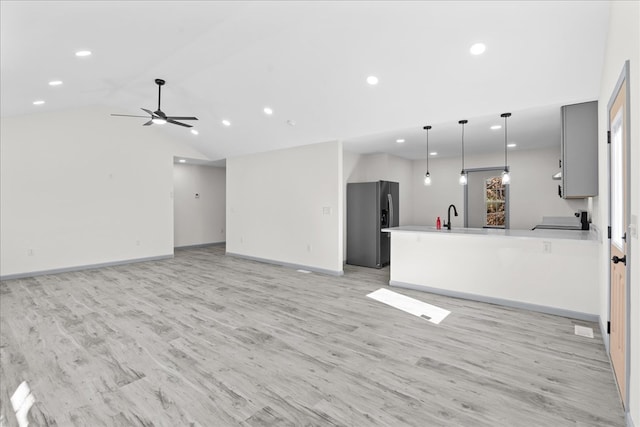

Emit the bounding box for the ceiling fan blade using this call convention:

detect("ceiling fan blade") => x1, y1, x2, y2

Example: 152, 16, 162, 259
143, 120, 153, 126
141, 108, 155, 116
111, 114, 150, 118
154, 110, 167, 119
167, 119, 192, 128
166, 116, 198, 121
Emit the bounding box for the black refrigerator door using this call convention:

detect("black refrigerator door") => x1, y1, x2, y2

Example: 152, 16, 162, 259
346, 182, 380, 268
379, 181, 399, 267
390, 181, 399, 227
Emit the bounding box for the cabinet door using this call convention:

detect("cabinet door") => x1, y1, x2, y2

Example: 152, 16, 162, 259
561, 101, 598, 198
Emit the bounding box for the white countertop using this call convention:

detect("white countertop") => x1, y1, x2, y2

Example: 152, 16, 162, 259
382, 225, 598, 242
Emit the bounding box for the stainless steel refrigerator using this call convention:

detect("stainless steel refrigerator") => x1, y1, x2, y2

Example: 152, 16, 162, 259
346, 181, 399, 268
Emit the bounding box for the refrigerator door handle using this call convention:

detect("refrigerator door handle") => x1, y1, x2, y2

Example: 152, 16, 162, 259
387, 193, 393, 228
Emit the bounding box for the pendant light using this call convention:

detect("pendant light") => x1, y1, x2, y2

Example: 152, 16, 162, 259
459, 120, 468, 185
423, 125, 432, 186
501, 112, 512, 184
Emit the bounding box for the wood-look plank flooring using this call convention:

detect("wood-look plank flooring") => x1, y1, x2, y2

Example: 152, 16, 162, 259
0, 246, 625, 426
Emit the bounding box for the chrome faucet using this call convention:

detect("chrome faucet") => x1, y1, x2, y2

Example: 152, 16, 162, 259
444, 204, 458, 230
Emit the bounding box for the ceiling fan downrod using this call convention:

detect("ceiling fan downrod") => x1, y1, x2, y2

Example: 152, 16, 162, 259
155, 78, 165, 114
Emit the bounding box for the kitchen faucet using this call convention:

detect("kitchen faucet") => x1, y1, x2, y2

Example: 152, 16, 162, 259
444, 204, 458, 230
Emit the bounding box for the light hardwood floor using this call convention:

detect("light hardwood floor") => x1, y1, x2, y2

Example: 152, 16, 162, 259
0, 246, 625, 426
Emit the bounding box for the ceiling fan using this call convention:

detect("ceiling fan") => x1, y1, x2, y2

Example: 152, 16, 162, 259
111, 79, 198, 128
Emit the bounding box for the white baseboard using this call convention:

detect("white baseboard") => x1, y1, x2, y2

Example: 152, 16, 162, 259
226, 252, 343, 276
0, 254, 173, 281
390, 280, 599, 322
174, 242, 225, 250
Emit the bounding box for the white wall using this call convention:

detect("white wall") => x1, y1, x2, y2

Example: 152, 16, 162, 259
173, 164, 226, 247
595, 1, 639, 423
226, 140, 343, 274
342, 150, 362, 261
412, 147, 587, 230
0, 106, 209, 278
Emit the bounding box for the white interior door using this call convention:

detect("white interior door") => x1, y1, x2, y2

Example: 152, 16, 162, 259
608, 67, 628, 409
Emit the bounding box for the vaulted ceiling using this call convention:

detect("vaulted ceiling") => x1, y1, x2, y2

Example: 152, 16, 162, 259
1, 1, 610, 161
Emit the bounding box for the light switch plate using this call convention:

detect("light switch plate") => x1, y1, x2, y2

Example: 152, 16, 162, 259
630, 214, 638, 238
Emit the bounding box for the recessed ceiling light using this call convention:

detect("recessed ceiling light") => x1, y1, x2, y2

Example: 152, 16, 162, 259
470, 43, 486, 55
33, 100, 45, 105
429, 152, 438, 156
396, 139, 405, 144
179, 159, 186, 163
490, 125, 502, 130
222, 119, 231, 126
48, 80, 63, 86
366, 75, 379, 85
263, 107, 273, 115
190, 129, 199, 135
75, 50, 92, 57
507, 143, 517, 148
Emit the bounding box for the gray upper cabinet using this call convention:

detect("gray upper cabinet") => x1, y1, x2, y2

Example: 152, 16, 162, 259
560, 101, 598, 198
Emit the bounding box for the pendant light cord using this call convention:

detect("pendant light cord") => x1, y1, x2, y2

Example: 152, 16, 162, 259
462, 123, 465, 171
501, 113, 511, 172
458, 120, 468, 173
504, 114, 507, 170
423, 125, 432, 173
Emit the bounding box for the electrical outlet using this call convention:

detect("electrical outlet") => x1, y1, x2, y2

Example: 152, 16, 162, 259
136, 240, 140, 246
543, 241, 552, 253
307, 244, 312, 252
27, 249, 34, 256
322, 207, 331, 215
220, 228, 224, 234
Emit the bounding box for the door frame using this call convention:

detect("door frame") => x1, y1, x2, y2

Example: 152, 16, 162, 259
607, 60, 631, 409
463, 166, 510, 229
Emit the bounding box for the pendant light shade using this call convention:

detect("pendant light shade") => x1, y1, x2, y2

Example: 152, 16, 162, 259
423, 125, 432, 186
459, 120, 468, 185
501, 113, 512, 184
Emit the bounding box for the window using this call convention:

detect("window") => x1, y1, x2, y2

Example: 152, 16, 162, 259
611, 110, 624, 249
484, 176, 506, 228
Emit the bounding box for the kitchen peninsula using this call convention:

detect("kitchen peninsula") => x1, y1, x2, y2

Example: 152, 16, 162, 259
382, 226, 600, 321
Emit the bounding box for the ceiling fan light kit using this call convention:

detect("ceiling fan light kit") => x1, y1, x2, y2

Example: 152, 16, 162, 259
111, 78, 198, 128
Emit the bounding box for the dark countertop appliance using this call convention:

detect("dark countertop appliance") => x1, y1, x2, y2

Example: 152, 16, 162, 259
532, 211, 589, 230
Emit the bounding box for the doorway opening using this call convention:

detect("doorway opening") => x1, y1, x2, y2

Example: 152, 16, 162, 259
464, 167, 510, 229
